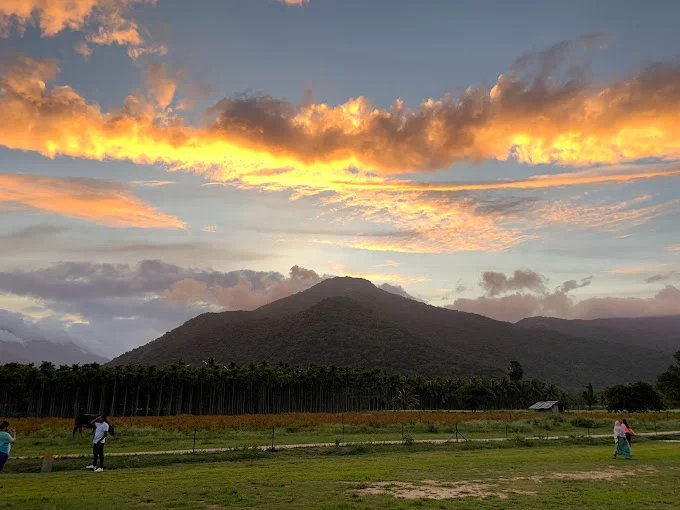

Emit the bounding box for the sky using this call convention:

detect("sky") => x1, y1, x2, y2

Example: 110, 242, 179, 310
1, 0, 679, 359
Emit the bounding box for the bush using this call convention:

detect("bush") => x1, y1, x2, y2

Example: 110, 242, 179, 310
403, 434, 414, 446
571, 417, 595, 429
605, 382, 665, 412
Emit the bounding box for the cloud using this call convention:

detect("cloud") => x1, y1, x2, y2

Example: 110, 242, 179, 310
278, 0, 309, 5
73, 41, 92, 60
0, 224, 68, 241
0, 173, 187, 229
129, 180, 176, 187
481, 269, 547, 296
5, 52, 680, 184
558, 276, 593, 293
377, 283, 420, 301
0, 260, 317, 354
530, 194, 680, 233
667, 245, 680, 252
76, 241, 271, 263
163, 264, 324, 310
0, 260, 319, 307
448, 268, 680, 321
376, 260, 399, 268
127, 43, 168, 62
609, 266, 649, 275
645, 271, 678, 283
449, 284, 680, 322
143, 61, 177, 108
201, 225, 218, 233
0, 309, 77, 346
0, 0, 155, 57
3, 48, 680, 255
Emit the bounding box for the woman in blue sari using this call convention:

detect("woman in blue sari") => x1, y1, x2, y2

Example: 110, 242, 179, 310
613, 421, 632, 460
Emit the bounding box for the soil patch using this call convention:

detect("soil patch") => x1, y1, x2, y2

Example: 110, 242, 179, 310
355, 480, 535, 500
355, 467, 657, 500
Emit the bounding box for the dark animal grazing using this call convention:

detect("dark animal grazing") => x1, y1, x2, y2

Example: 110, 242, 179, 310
72, 414, 115, 438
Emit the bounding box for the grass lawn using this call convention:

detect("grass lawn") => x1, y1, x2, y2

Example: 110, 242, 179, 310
1, 438, 679, 509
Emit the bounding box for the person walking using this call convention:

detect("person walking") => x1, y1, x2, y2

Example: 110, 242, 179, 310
613, 420, 632, 460
0, 421, 16, 472
85, 415, 109, 472
622, 419, 636, 446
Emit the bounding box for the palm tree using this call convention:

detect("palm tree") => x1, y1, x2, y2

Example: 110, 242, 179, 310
392, 384, 419, 410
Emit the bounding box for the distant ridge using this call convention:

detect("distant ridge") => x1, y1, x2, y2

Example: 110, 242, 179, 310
516, 315, 680, 353
109, 277, 674, 386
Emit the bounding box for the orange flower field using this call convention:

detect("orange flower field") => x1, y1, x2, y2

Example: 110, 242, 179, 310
4, 410, 677, 434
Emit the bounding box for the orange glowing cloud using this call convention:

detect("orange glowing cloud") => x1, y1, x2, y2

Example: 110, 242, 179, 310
3, 54, 680, 187
310, 190, 677, 254
0, 0, 149, 41
2, 53, 680, 254
0, 1, 160, 61
0, 173, 187, 229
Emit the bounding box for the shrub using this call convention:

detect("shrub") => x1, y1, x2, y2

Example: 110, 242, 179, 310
571, 417, 595, 429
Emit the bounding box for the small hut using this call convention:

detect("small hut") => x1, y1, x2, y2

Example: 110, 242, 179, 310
529, 401, 563, 414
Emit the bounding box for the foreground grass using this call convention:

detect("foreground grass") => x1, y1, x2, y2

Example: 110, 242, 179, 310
8, 412, 680, 457
1, 439, 679, 509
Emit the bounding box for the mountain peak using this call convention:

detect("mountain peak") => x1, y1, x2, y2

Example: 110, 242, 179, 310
315, 276, 376, 288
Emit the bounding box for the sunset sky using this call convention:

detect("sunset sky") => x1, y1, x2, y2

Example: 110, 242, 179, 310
1, 0, 679, 358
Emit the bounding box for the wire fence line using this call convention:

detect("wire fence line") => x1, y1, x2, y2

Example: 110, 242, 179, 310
12, 427, 680, 461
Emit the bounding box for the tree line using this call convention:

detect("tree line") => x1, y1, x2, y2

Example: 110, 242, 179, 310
1, 359, 566, 418
2, 353, 677, 418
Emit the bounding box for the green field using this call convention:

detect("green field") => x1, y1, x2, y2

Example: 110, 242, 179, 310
7, 412, 680, 458
1, 438, 679, 509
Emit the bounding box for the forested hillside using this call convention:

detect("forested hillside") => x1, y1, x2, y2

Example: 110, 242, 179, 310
110, 278, 673, 387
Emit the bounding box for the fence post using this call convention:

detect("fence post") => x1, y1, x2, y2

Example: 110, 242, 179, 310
401, 423, 404, 442
455, 422, 459, 443
193, 427, 197, 453
546, 421, 549, 440
342, 413, 345, 445
654, 421, 657, 436
505, 423, 508, 440
272, 426, 276, 451
41, 455, 54, 473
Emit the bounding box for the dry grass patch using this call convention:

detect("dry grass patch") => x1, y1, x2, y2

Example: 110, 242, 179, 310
355, 467, 658, 500
355, 480, 536, 500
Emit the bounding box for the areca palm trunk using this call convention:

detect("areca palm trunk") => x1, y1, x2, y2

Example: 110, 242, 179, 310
110, 378, 117, 416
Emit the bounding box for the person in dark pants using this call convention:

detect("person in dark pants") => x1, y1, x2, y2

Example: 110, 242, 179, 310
622, 419, 636, 446
0, 421, 17, 472
85, 416, 109, 472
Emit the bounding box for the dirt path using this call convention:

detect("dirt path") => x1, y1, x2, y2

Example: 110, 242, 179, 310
13, 430, 680, 461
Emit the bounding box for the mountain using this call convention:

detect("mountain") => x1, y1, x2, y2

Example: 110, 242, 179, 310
516, 315, 680, 353
109, 277, 674, 387
0, 339, 108, 366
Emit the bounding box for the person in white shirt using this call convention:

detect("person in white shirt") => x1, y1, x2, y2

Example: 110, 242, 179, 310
85, 416, 109, 472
